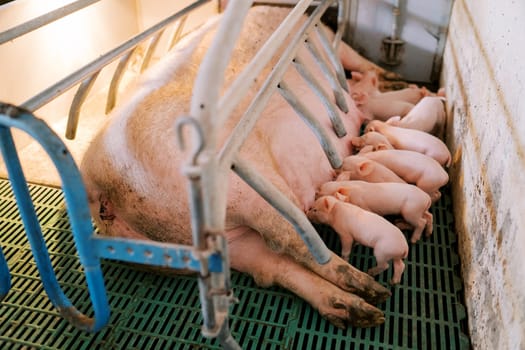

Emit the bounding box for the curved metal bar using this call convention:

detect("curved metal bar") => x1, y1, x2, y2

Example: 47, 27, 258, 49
0, 103, 109, 332
314, 24, 349, 93
140, 29, 166, 73
66, 70, 100, 140
293, 56, 347, 137
215, 0, 319, 129
168, 15, 188, 50
278, 80, 342, 169
334, 0, 349, 52
232, 157, 332, 265
105, 48, 136, 114
0, 246, 11, 300
304, 34, 349, 113
218, 0, 334, 168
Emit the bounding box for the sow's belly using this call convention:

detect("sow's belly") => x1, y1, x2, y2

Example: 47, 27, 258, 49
79, 6, 363, 244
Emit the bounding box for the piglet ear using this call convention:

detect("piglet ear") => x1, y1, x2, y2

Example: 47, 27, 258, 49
323, 196, 337, 212
337, 187, 351, 197
386, 116, 401, 125
352, 71, 363, 81
358, 160, 373, 176
376, 143, 390, 151
334, 192, 348, 202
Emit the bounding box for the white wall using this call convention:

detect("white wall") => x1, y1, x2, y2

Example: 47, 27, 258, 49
441, 0, 525, 349
0, 0, 139, 119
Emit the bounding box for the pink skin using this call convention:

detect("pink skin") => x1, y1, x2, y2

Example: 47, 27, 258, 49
317, 180, 433, 243
348, 70, 429, 121
358, 149, 449, 202
306, 196, 409, 285
365, 120, 452, 167
386, 96, 447, 139
351, 131, 394, 152
337, 155, 406, 184
80, 6, 390, 328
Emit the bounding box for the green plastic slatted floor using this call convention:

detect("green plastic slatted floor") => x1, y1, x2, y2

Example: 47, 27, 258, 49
0, 178, 470, 349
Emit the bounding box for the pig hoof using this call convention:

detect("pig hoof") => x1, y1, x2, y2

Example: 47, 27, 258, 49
338, 265, 391, 304
326, 297, 386, 328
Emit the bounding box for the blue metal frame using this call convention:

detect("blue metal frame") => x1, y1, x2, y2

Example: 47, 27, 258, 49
0, 103, 226, 333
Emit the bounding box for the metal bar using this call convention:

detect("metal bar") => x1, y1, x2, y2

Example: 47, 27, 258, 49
304, 33, 349, 113
0, 0, 101, 45
292, 56, 347, 137
189, 2, 254, 341
93, 236, 222, 272
0, 246, 11, 300
21, 0, 211, 112
215, 0, 321, 129
232, 157, 332, 264
0, 103, 110, 332
314, 24, 348, 92
168, 15, 188, 50
278, 80, 342, 168
66, 70, 100, 140
334, 0, 349, 52
105, 48, 136, 114
218, 0, 334, 168
140, 29, 166, 73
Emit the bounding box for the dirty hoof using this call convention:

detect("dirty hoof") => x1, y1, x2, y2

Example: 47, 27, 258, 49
338, 264, 392, 304
323, 295, 386, 329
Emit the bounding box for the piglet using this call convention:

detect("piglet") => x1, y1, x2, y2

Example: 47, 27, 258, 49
317, 180, 433, 243
337, 155, 406, 183
349, 70, 429, 121
359, 149, 449, 202
351, 131, 394, 152
386, 96, 446, 138
365, 120, 451, 167
307, 195, 409, 285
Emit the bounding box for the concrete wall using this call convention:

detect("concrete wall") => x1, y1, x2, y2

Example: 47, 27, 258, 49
441, 0, 525, 349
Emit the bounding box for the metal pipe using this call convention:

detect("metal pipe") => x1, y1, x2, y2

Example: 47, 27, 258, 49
292, 56, 347, 137
278, 80, 342, 169
304, 34, 349, 113
21, 0, 211, 112
215, 0, 320, 129
105, 48, 136, 114
0, 104, 111, 332
0, 0, 101, 45
168, 15, 188, 50
218, 0, 334, 168
232, 157, 332, 265
140, 29, 165, 73
314, 24, 348, 93
66, 70, 100, 139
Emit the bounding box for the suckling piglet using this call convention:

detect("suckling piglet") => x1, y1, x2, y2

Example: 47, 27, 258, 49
359, 149, 449, 203
337, 155, 406, 183
386, 96, 446, 138
307, 195, 409, 285
365, 120, 451, 167
351, 131, 394, 152
316, 180, 433, 243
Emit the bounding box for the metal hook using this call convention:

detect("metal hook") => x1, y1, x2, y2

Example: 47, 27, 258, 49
175, 116, 205, 166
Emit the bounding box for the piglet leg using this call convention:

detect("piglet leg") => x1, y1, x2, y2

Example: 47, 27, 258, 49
228, 229, 386, 328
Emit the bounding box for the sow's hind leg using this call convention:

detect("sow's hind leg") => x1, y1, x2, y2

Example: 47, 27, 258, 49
233, 179, 391, 312
229, 228, 385, 328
